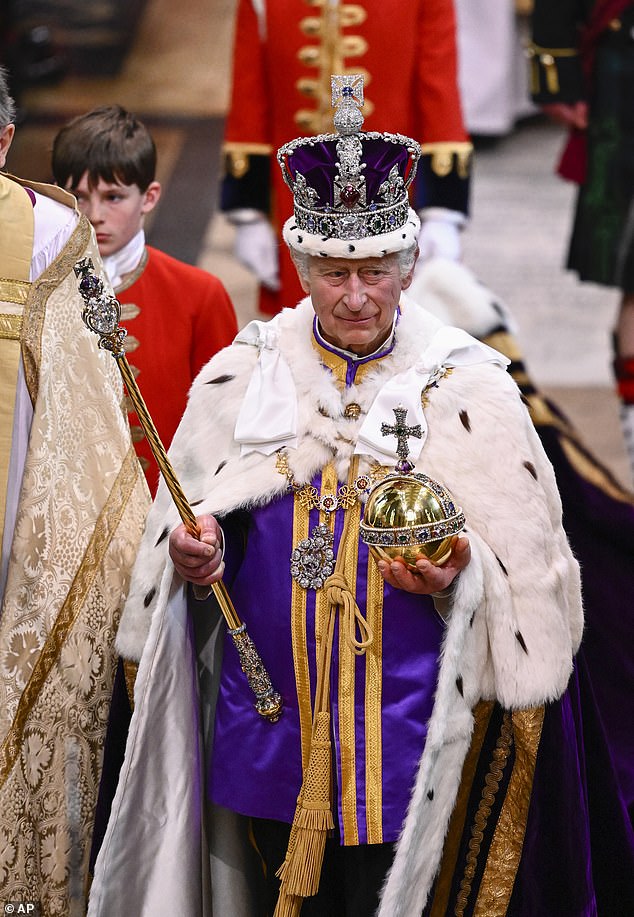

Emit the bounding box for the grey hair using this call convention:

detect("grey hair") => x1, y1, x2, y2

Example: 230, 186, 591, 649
0, 67, 17, 128
395, 243, 418, 280
291, 242, 418, 282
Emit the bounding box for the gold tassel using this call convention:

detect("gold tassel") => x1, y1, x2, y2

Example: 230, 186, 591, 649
274, 710, 334, 908
541, 54, 560, 94
273, 888, 303, 917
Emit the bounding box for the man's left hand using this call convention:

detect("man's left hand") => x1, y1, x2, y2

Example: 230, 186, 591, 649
377, 535, 471, 594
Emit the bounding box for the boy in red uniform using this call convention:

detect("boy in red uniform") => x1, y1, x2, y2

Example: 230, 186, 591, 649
52, 105, 238, 494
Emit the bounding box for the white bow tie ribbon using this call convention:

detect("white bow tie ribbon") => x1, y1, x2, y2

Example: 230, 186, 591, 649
233, 319, 298, 456
354, 326, 510, 465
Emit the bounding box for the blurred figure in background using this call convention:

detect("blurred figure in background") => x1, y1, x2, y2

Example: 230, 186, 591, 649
529, 0, 634, 482
454, 0, 535, 138
221, 0, 472, 315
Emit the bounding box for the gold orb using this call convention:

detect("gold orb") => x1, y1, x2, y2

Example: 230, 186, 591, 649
360, 472, 465, 569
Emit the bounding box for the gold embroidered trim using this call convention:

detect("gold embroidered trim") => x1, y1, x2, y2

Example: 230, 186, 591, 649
0, 446, 140, 788
223, 144, 273, 179
454, 711, 514, 916
337, 473, 362, 845
481, 330, 522, 363
311, 334, 390, 388
21, 216, 91, 406
430, 701, 495, 917
0, 313, 23, 340
526, 43, 579, 94
560, 436, 634, 506
364, 553, 384, 844
122, 659, 138, 710
315, 465, 339, 673
0, 281, 30, 307
474, 707, 545, 914
291, 485, 313, 770
420, 143, 473, 179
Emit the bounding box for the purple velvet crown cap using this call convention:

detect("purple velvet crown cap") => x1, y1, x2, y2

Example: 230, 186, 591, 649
279, 135, 418, 211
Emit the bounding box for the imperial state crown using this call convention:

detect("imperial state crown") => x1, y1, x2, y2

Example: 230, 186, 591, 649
277, 74, 421, 258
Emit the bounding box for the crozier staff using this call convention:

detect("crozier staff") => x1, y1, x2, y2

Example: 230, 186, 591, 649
89, 76, 605, 917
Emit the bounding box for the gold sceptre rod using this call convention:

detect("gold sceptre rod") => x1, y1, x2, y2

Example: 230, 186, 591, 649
74, 257, 282, 723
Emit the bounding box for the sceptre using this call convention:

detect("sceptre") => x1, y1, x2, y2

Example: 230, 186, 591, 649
74, 257, 282, 723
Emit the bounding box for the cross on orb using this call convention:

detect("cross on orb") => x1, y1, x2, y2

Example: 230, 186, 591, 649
380, 405, 421, 469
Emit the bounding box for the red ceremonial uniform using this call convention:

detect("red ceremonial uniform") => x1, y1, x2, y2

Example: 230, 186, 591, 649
116, 246, 238, 495
222, 0, 472, 314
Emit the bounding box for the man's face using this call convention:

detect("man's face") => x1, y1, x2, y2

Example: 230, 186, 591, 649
301, 254, 413, 357
67, 172, 160, 258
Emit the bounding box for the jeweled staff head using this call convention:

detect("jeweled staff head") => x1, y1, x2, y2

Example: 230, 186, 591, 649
74, 258, 127, 354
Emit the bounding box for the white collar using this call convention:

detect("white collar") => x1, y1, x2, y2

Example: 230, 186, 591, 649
102, 229, 145, 290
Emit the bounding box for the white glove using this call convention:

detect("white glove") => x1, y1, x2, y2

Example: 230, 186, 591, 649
232, 214, 280, 291
417, 208, 465, 263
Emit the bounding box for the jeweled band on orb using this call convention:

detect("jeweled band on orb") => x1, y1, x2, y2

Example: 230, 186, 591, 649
360, 512, 466, 548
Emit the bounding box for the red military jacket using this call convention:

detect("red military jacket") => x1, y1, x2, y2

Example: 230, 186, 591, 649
116, 246, 238, 495
222, 0, 472, 314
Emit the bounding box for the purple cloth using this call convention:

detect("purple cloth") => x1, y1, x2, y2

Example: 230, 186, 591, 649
210, 491, 443, 844
284, 138, 412, 209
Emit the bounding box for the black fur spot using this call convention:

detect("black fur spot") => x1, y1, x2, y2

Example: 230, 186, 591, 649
524, 460, 537, 480
297, 235, 303, 244
427, 788, 434, 801
515, 631, 529, 654
215, 460, 228, 476
155, 527, 169, 546
319, 251, 328, 257
469, 610, 476, 628
144, 587, 156, 608
290, 224, 297, 231
402, 233, 406, 239
206, 374, 235, 385
456, 675, 464, 697
191, 498, 204, 507
459, 410, 471, 432
495, 555, 508, 576
348, 244, 355, 252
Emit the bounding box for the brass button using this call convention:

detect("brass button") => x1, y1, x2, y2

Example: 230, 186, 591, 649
344, 402, 361, 419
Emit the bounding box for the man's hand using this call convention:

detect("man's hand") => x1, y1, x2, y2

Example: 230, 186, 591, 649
377, 535, 471, 595
168, 514, 225, 586
540, 101, 588, 130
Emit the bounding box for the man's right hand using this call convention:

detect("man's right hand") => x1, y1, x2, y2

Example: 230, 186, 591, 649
169, 514, 225, 586
234, 216, 281, 291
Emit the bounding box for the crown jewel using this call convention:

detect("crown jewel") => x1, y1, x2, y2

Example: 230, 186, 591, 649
277, 74, 421, 249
